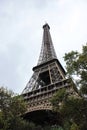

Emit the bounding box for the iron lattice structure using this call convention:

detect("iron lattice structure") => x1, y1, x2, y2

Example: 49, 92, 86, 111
22, 24, 77, 113
22, 24, 65, 94
37, 24, 57, 65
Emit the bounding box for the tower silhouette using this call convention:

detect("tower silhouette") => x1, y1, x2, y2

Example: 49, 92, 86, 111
22, 23, 77, 114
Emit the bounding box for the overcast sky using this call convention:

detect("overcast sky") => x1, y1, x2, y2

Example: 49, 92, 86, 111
0, 0, 87, 94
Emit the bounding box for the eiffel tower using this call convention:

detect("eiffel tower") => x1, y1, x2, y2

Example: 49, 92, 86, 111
22, 23, 77, 124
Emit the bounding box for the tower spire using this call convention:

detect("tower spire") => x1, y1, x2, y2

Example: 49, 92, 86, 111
22, 23, 65, 94
37, 23, 57, 65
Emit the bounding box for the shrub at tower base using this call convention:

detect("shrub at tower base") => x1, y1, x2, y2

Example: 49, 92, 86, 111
50, 88, 87, 130
50, 44, 87, 130
0, 87, 33, 130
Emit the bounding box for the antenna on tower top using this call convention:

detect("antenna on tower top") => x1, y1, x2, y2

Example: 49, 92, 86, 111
43, 22, 50, 29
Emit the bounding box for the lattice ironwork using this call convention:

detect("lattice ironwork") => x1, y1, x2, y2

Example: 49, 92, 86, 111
22, 60, 65, 94
22, 23, 66, 94
22, 24, 78, 114
37, 23, 57, 65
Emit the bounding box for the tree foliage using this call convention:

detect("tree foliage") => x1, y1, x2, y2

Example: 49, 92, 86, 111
50, 88, 66, 111
50, 88, 87, 130
51, 44, 87, 130
0, 87, 29, 130
64, 44, 87, 95
0, 87, 60, 130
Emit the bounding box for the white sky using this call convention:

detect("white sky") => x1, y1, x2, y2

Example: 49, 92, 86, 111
0, 0, 87, 94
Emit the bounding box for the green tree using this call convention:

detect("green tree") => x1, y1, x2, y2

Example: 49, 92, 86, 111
50, 44, 87, 130
64, 44, 87, 95
0, 87, 29, 130
50, 88, 87, 130
50, 88, 66, 112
